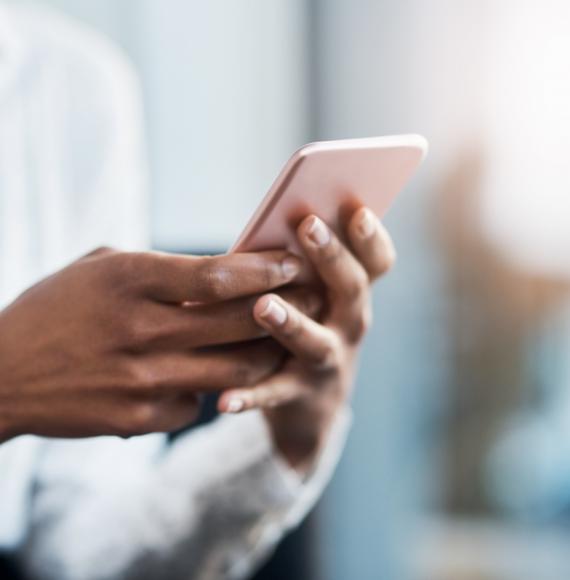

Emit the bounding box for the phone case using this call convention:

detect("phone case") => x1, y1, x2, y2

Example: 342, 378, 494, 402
231, 134, 428, 255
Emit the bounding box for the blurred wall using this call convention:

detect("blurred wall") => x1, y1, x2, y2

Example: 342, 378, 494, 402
137, 0, 310, 249
34, 0, 310, 250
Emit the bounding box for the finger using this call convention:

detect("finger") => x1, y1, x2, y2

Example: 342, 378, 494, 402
100, 389, 201, 437
297, 215, 370, 331
134, 286, 323, 350
188, 339, 286, 391
252, 293, 341, 367
128, 393, 202, 435
347, 207, 396, 281
218, 371, 306, 413
128, 339, 286, 396
138, 250, 302, 304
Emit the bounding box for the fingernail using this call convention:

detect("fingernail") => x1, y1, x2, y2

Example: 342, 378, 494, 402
281, 256, 301, 279
259, 298, 288, 326
307, 217, 331, 246
358, 208, 377, 239
226, 398, 245, 413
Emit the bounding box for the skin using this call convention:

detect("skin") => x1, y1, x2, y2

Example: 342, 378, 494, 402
0, 247, 319, 441
0, 206, 395, 475
219, 207, 396, 472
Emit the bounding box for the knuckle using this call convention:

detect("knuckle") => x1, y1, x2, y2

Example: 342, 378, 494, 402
126, 315, 161, 350
181, 398, 201, 424
348, 306, 373, 343
124, 402, 161, 436
232, 361, 257, 387
261, 260, 283, 289
115, 313, 146, 350
317, 337, 342, 370
375, 247, 397, 277
119, 315, 138, 344
104, 252, 141, 291
281, 310, 303, 339
133, 252, 161, 278
341, 268, 369, 301
126, 359, 160, 394
256, 388, 280, 408
194, 258, 229, 301
344, 281, 362, 302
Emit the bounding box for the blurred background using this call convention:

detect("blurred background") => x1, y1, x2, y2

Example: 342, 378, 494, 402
11, 0, 570, 578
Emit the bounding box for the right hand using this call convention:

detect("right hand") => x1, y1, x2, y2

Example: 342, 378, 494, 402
0, 247, 311, 441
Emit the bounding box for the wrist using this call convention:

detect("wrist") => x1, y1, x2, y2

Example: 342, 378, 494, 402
264, 398, 338, 473
0, 362, 22, 443
0, 381, 21, 443
0, 407, 18, 443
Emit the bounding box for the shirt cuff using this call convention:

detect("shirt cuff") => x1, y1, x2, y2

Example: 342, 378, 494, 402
264, 406, 353, 525
220, 407, 352, 579
157, 405, 352, 579
181, 406, 352, 512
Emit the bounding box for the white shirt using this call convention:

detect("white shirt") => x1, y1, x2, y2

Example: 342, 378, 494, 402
0, 5, 349, 579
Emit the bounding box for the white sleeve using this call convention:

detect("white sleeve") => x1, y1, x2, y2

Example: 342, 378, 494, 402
19, 409, 351, 580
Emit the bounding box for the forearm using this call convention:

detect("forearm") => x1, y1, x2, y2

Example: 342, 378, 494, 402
0, 405, 14, 443
19, 410, 350, 580
0, 315, 24, 443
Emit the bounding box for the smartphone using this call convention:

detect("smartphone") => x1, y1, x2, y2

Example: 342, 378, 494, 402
231, 134, 428, 255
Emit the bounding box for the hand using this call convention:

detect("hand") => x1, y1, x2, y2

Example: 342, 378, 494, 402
218, 207, 395, 471
0, 247, 311, 441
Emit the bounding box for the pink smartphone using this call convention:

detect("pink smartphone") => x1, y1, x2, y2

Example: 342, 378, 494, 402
231, 134, 428, 256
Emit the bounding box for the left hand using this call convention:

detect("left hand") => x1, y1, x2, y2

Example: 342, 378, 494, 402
218, 206, 396, 471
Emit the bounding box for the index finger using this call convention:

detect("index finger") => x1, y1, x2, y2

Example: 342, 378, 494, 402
140, 250, 302, 304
